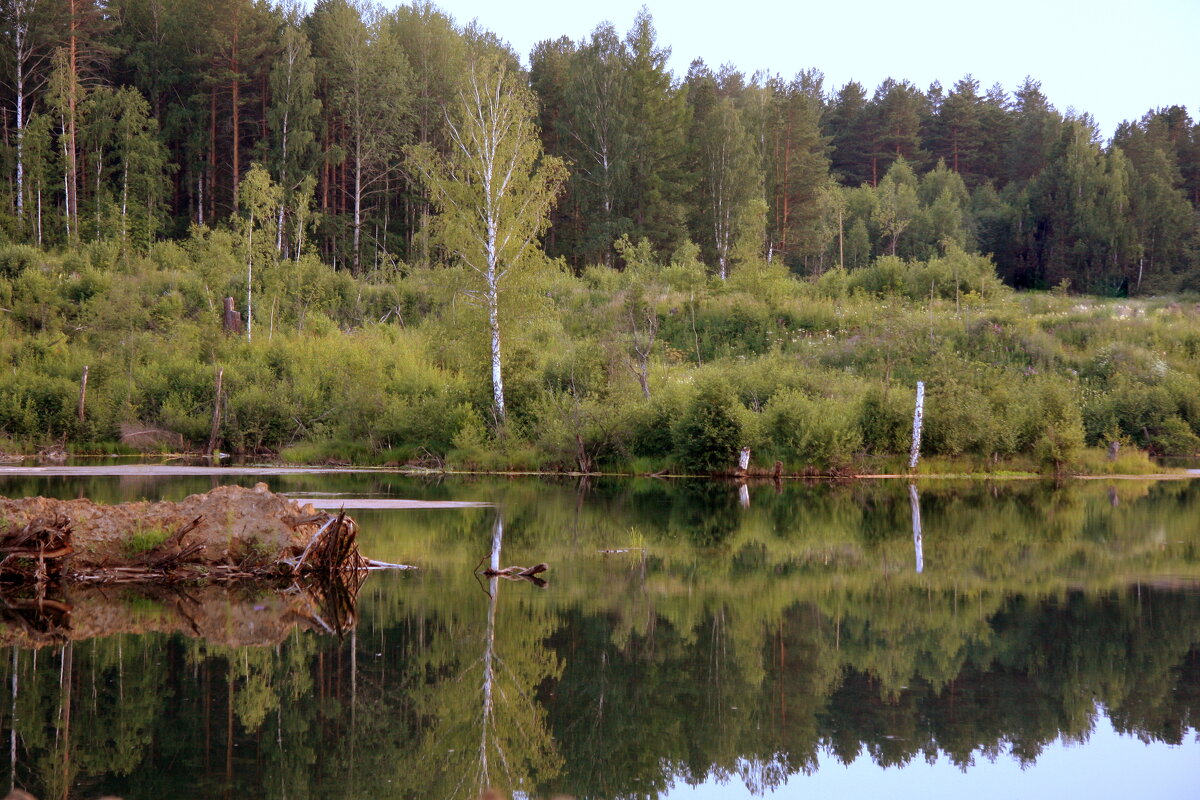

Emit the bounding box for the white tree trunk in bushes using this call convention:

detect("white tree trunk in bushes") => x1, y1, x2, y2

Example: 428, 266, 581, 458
909, 381, 925, 470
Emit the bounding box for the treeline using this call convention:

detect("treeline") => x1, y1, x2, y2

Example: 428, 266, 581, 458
1, 1, 1198, 292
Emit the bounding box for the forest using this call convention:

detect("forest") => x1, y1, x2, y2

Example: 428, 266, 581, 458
1, 1, 1199, 470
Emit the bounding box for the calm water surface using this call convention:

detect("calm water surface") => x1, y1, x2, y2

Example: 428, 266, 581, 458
0, 470, 1198, 799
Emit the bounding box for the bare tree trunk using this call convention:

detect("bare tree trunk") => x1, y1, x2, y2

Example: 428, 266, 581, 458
908, 380, 925, 470
121, 152, 129, 243
230, 29, 240, 213
352, 138, 362, 273
208, 367, 223, 455
66, 1, 80, 240
77, 366, 88, 424
14, 16, 26, 224
246, 208, 253, 342
209, 90, 216, 222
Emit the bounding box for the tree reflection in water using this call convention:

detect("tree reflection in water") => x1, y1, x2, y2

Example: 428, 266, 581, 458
0, 477, 1197, 798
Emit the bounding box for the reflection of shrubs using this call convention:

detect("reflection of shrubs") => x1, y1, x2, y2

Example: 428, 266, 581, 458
673, 378, 743, 473
668, 480, 740, 547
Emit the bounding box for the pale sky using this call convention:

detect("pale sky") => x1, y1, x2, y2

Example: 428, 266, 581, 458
394, 0, 1199, 141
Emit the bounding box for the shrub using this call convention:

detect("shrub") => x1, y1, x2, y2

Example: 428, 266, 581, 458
859, 386, 912, 455
673, 378, 743, 473
765, 388, 862, 470
0, 244, 42, 279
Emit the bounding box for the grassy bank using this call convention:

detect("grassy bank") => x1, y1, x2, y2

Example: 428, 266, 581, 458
2, 236, 1200, 475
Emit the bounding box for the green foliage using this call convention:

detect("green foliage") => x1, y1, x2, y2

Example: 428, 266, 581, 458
765, 388, 861, 470
859, 386, 912, 454
0, 245, 42, 279
3, 225, 1200, 473
673, 378, 744, 473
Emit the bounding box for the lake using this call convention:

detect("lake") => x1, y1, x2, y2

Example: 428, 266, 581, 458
1, 468, 1198, 798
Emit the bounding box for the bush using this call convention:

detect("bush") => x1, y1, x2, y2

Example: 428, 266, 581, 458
0, 244, 42, 279
859, 386, 912, 454
765, 388, 862, 470
673, 378, 744, 473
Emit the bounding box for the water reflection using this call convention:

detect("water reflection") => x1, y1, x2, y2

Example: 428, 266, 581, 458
0, 475, 1197, 798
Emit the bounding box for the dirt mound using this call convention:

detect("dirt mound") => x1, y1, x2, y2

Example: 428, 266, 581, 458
0, 483, 349, 576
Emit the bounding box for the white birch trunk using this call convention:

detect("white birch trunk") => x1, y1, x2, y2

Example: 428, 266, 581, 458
246, 210, 254, 343
277, 109, 289, 254
15, 62, 25, 222
488, 280, 505, 422
909, 380, 925, 470
61, 115, 71, 240
121, 156, 129, 243
353, 139, 362, 273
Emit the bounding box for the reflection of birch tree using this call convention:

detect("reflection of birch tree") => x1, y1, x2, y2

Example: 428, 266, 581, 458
404, 512, 562, 798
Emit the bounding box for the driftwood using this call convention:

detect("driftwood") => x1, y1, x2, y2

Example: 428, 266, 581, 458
0, 515, 74, 582
481, 562, 548, 578
476, 560, 550, 587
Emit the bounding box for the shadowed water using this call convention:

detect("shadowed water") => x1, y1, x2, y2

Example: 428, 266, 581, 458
0, 471, 1198, 798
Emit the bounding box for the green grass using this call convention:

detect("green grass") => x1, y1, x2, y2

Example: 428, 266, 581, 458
122, 524, 171, 558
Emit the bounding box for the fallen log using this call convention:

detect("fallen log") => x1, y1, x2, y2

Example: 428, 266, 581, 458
480, 562, 548, 577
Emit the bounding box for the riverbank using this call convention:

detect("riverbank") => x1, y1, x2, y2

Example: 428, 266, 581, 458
6, 244, 1200, 478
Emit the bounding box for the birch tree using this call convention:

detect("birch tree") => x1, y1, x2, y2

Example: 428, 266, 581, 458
267, 17, 320, 258
560, 23, 630, 265
407, 55, 567, 424
2, 0, 51, 227
694, 95, 761, 278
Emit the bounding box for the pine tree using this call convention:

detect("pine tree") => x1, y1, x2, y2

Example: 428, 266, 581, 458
932, 75, 983, 179
826, 81, 873, 186
759, 70, 831, 269
870, 79, 927, 181
622, 9, 690, 255
558, 23, 632, 266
